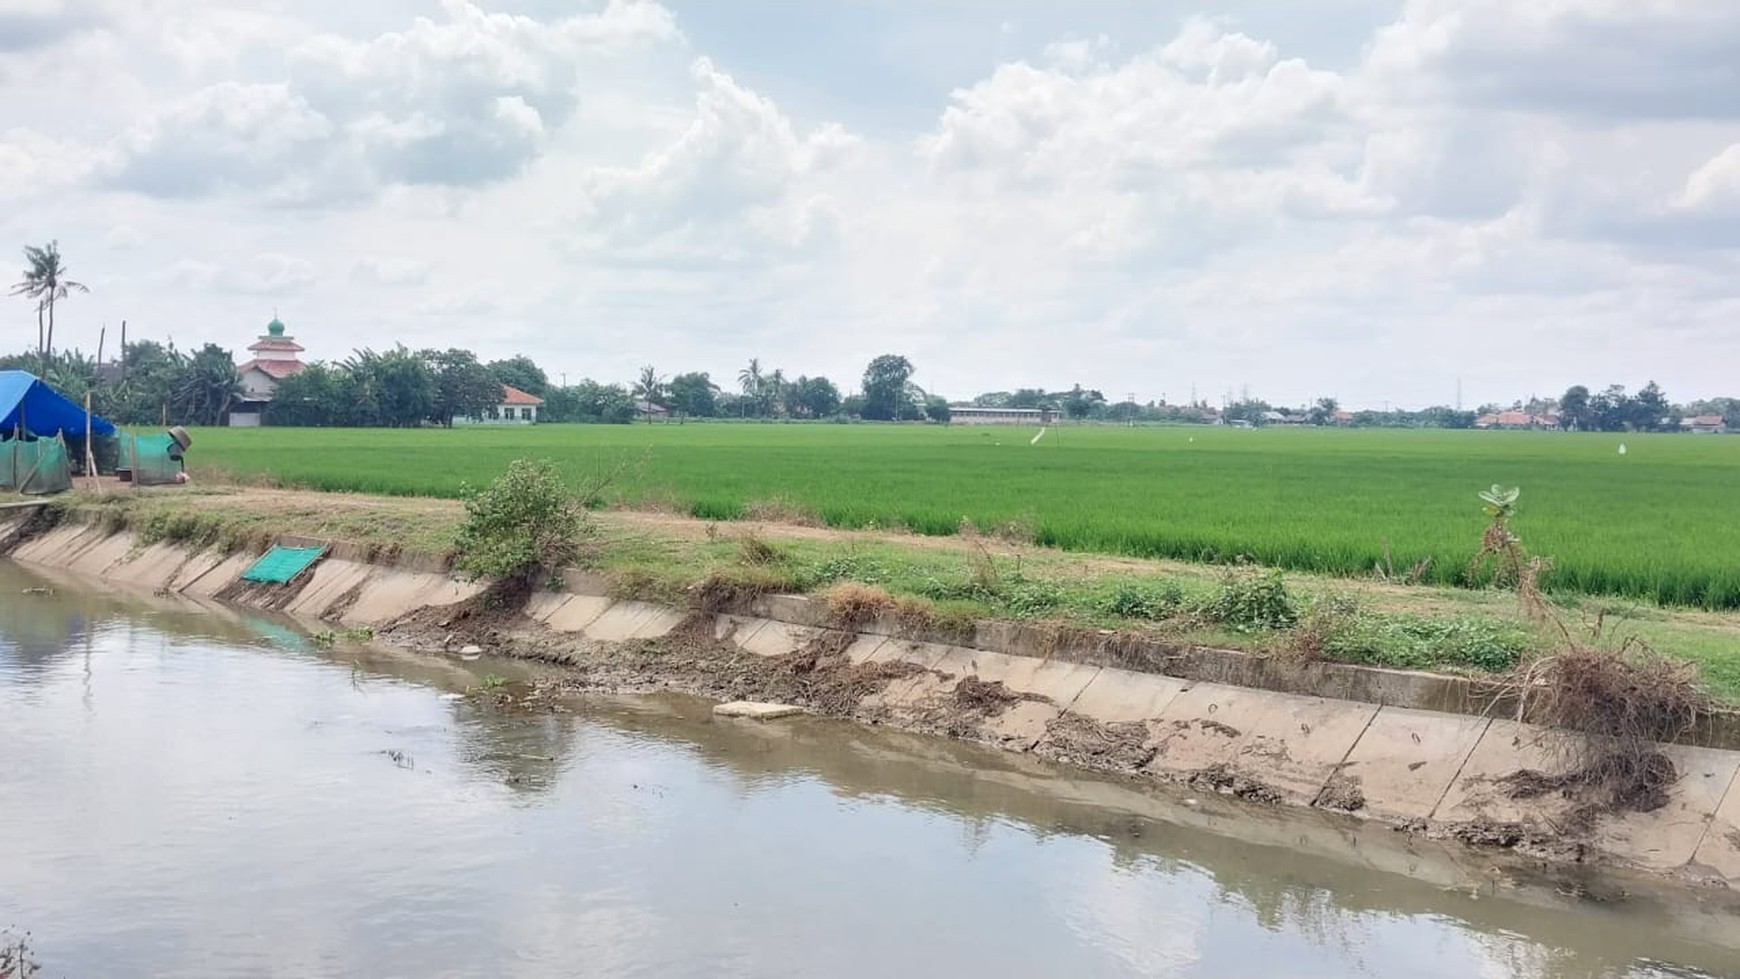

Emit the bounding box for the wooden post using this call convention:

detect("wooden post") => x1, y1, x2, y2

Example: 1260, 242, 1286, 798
85, 391, 100, 493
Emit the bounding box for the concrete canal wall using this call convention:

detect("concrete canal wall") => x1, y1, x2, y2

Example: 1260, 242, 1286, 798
7, 515, 1740, 889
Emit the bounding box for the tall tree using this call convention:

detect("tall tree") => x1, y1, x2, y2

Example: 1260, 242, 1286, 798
767, 367, 787, 417
1558, 385, 1592, 431
1590, 384, 1631, 432
1308, 397, 1339, 426
667, 372, 719, 419
1062, 383, 1105, 420
176, 343, 243, 426
10, 240, 88, 369
634, 365, 666, 418
1631, 380, 1670, 432
860, 354, 914, 421
424, 348, 502, 427
486, 355, 550, 397
347, 346, 434, 427
737, 358, 763, 418
786, 375, 841, 418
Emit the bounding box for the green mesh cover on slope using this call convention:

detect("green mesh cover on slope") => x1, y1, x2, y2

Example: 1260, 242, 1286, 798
118, 433, 182, 486
241, 546, 325, 584
0, 439, 72, 494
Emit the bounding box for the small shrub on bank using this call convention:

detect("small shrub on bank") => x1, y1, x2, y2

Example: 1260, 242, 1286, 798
1201, 567, 1298, 632
1310, 611, 1530, 673
453, 459, 586, 583
1098, 580, 1186, 621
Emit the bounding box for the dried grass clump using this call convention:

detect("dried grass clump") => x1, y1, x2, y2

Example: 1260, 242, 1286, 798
690, 565, 795, 614
1515, 637, 1710, 814
741, 498, 824, 527
735, 529, 785, 566
822, 581, 897, 628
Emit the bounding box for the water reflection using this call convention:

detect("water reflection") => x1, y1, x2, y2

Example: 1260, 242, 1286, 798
2, 559, 1738, 978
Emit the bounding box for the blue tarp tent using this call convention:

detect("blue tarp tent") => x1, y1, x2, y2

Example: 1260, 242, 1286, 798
0, 370, 115, 438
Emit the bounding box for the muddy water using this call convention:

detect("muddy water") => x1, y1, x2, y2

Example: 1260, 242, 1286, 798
2, 562, 1738, 979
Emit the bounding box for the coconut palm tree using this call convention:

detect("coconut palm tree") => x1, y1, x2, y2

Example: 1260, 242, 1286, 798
737, 358, 762, 417
10, 241, 89, 371
766, 368, 787, 417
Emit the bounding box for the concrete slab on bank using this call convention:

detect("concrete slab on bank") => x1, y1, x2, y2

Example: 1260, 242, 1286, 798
1067, 669, 1189, 724
1337, 707, 1491, 822
1146, 682, 1276, 777
1232, 694, 1379, 806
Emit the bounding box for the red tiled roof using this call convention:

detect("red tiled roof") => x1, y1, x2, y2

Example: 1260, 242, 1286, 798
237, 359, 306, 379
1686, 415, 1724, 427
247, 337, 305, 353
501, 384, 543, 406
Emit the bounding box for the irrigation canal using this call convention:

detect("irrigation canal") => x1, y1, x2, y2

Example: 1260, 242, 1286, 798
2, 560, 1737, 978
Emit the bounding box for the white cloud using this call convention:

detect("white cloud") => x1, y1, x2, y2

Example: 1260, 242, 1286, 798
0, 1, 1736, 407
1677, 143, 1740, 210
167, 253, 318, 295
98, 0, 680, 203
349, 256, 432, 287
575, 56, 860, 258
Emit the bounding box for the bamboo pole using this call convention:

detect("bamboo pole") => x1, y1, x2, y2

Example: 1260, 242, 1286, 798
85, 391, 100, 493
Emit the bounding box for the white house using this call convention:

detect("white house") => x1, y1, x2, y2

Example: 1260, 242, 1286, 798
230, 316, 306, 426
459, 384, 543, 424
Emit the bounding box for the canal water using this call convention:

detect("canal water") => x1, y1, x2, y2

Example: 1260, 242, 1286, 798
2, 560, 1738, 979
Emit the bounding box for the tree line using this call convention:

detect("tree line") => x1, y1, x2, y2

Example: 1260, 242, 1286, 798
9, 240, 1738, 433
0, 328, 948, 429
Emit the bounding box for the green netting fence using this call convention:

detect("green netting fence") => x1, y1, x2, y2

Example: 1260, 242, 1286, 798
118, 433, 183, 486
0, 439, 72, 495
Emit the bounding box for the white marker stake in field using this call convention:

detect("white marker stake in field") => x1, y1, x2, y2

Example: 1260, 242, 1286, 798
1030, 427, 1048, 445
1618, 443, 1627, 456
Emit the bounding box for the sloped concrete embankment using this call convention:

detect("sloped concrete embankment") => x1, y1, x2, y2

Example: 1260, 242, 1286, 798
8, 517, 1740, 888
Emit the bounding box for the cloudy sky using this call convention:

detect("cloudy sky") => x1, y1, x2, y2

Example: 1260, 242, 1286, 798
3, 0, 1738, 408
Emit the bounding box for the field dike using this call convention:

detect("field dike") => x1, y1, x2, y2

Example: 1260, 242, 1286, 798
7, 507, 1740, 891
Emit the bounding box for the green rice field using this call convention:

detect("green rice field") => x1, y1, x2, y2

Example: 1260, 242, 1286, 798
186, 423, 1740, 610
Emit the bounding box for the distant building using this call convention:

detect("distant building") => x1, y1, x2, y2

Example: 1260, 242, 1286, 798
231, 316, 307, 427
459, 384, 543, 425
1475, 410, 1555, 429
1682, 414, 1728, 435
949, 406, 1058, 425
635, 399, 670, 421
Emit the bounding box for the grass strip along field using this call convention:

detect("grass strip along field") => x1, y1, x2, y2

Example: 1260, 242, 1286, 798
185, 423, 1740, 610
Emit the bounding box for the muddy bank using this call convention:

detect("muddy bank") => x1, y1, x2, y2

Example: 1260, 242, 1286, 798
6, 514, 1740, 890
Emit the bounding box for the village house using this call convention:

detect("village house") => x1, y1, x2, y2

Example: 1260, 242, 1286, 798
458, 385, 543, 424
1474, 410, 1556, 429
230, 316, 306, 427
1682, 414, 1728, 435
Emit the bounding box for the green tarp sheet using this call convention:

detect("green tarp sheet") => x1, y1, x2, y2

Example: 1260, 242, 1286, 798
0, 439, 72, 495
118, 433, 182, 486
241, 545, 325, 584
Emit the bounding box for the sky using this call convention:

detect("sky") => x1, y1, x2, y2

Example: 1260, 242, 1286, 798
2, 0, 1738, 410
